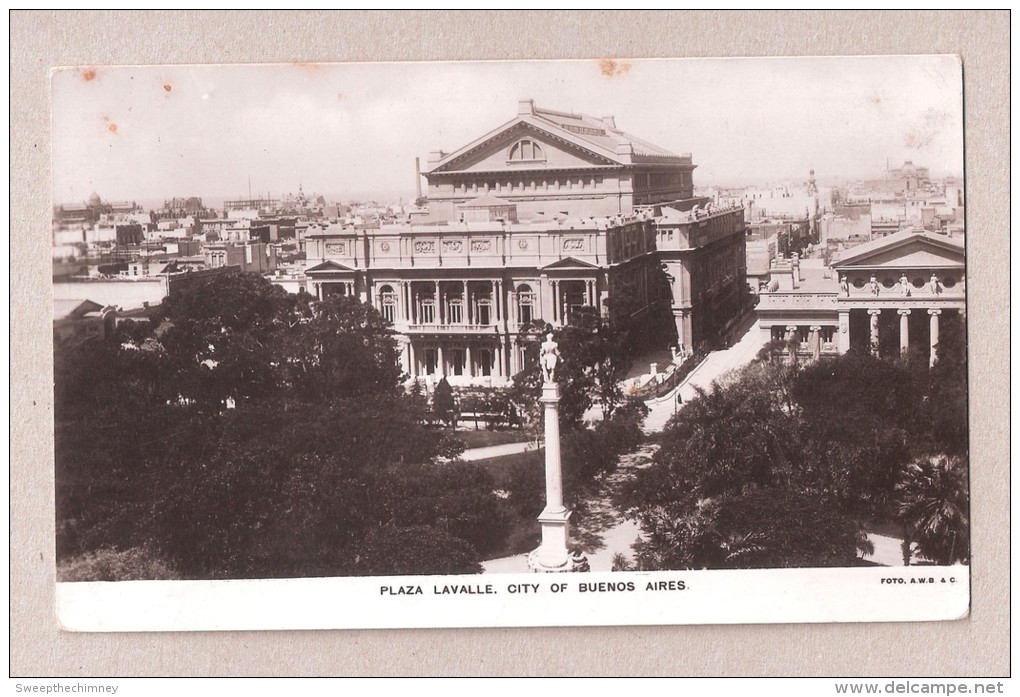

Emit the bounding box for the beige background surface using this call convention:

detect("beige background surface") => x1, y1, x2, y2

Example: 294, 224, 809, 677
11, 11, 1009, 676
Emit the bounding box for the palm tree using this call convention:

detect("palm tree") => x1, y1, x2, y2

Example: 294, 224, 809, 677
895, 455, 969, 565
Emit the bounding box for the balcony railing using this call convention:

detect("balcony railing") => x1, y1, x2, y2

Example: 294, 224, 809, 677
756, 292, 839, 311
404, 323, 501, 333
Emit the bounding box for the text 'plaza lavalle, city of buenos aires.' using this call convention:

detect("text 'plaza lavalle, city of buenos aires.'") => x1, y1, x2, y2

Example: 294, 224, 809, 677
53, 100, 966, 573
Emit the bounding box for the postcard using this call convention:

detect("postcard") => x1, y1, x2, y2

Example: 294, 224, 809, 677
50, 56, 969, 631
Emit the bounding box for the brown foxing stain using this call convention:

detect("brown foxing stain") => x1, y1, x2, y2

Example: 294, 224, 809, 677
293, 62, 321, 72
81, 68, 97, 82
163, 83, 172, 92
868, 95, 881, 106
336, 92, 344, 101
102, 116, 118, 135
599, 59, 632, 78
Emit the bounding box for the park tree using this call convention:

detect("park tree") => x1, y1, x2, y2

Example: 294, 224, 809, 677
895, 455, 969, 565
54, 273, 489, 579
631, 490, 867, 570
624, 361, 804, 512
510, 305, 636, 428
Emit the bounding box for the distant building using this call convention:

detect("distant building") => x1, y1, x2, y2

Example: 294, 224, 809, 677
204, 241, 277, 274
53, 299, 116, 347
755, 230, 965, 365
300, 101, 748, 384
421, 99, 701, 223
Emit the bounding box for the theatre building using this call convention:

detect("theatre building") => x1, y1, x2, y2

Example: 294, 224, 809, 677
755, 230, 965, 365
302, 101, 748, 385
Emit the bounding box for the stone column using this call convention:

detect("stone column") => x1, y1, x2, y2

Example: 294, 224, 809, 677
552, 280, 560, 324
408, 341, 416, 378
437, 344, 445, 377
928, 309, 941, 367
786, 325, 799, 363
810, 325, 822, 360
492, 280, 500, 324
529, 379, 572, 572
837, 310, 851, 354
868, 309, 881, 356
465, 344, 473, 377
898, 309, 911, 355
463, 281, 470, 324
433, 281, 440, 324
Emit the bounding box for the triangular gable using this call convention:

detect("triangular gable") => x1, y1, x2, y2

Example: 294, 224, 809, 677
429, 118, 623, 175
541, 256, 600, 270
305, 260, 356, 274
833, 231, 964, 270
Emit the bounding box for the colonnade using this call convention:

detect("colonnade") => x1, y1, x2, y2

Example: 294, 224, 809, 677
841, 307, 944, 367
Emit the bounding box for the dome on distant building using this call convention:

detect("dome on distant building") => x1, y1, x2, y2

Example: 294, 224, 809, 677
87, 192, 101, 206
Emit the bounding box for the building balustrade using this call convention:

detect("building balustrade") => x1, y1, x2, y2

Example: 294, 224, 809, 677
756, 292, 839, 310
405, 323, 503, 334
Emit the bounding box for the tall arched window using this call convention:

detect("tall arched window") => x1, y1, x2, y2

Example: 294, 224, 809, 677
517, 284, 535, 325
378, 284, 397, 323
508, 139, 545, 162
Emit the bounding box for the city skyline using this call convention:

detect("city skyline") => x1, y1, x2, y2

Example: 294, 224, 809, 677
51, 56, 964, 207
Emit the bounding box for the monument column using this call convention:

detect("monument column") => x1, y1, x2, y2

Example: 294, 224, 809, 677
898, 309, 911, 355
868, 309, 881, 356
928, 309, 941, 367
529, 334, 576, 573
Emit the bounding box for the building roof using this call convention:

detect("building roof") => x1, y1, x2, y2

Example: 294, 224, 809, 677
427, 100, 691, 175
528, 105, 680, 159
53, 298, 104, 321
832, 229, 964, 268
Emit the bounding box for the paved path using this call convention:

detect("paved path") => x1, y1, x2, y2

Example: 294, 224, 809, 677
482, 445, 655, 574
643, 319, 767, 433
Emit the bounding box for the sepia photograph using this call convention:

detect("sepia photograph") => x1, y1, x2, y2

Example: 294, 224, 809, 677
49, 55, 970, 630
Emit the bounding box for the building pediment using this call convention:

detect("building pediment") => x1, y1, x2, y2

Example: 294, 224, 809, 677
540, 256, 600, 270
833, 231, 964, 271
428, 120, 622, 177
305, 260, 356, 275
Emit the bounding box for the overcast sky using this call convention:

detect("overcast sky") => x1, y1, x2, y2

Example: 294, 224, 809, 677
52, 56, 964, 206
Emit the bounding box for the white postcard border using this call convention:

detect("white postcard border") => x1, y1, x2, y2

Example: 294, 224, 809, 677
56, 566, 970, 632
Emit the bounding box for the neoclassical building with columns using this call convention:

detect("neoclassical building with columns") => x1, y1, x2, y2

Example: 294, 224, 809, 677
300, 101, 747, 385
756, 229, 965, 365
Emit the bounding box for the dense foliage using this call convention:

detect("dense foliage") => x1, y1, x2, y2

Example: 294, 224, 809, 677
622, 335, 968, 570
55, 273, 508, 580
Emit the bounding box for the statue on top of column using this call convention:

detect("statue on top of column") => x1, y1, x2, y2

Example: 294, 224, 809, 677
869, 275, 880, 296
839, 275, 849, 297
929, 273, 942, 295
899, 273, 911, 297
540, 333, 561, 384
